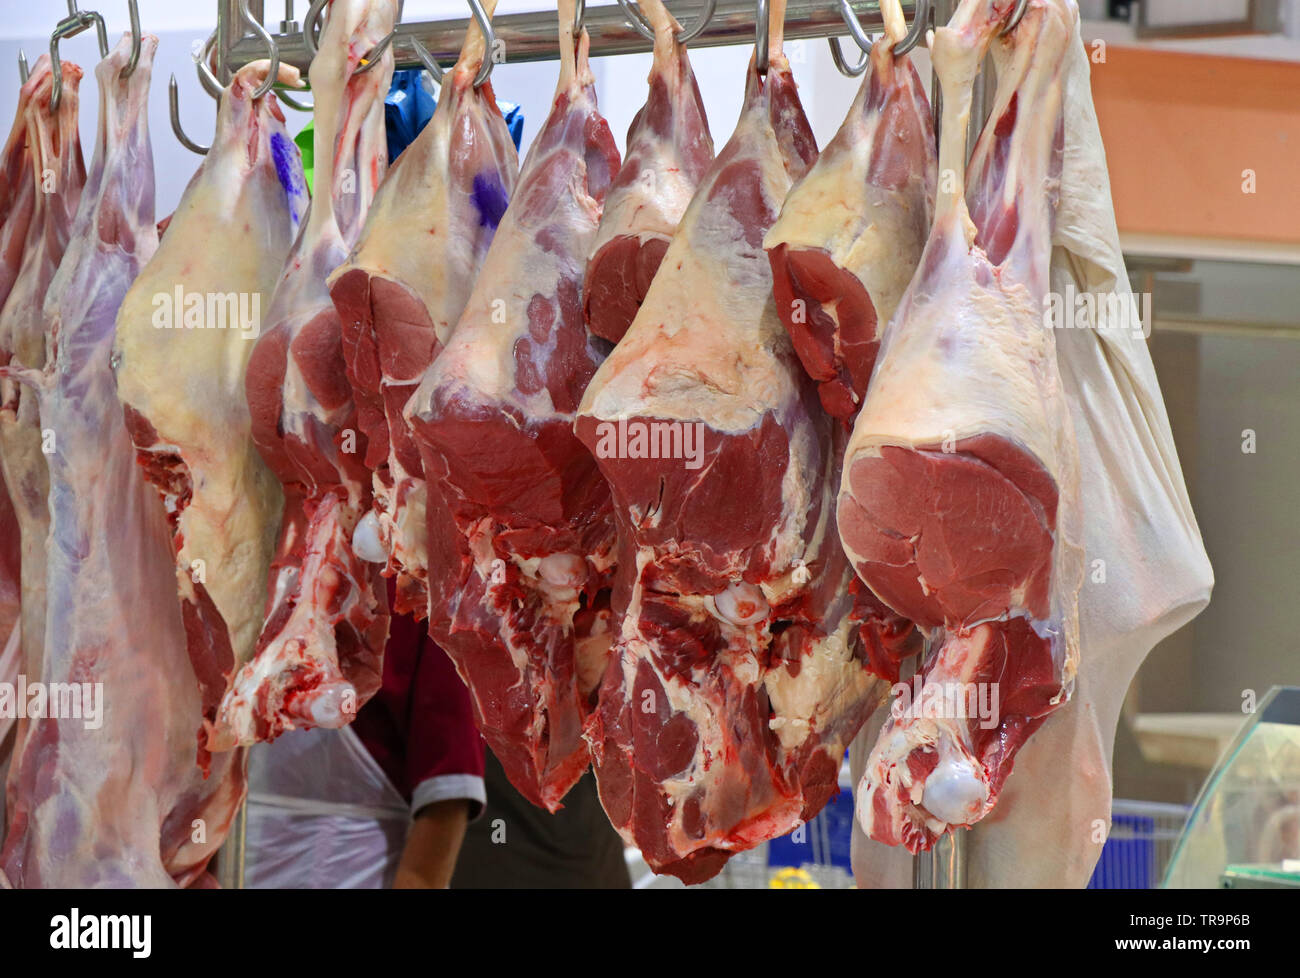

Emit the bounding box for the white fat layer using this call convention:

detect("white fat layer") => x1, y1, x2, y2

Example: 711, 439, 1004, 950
111, 61, 297, 674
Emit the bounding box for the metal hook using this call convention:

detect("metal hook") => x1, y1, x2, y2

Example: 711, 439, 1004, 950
755, 0, 769, 75
303, 0, 326, 57
277, 89, 315, 111
574, 0, 587, 36
828, 0, 871, 76
194, 29, 223, 99
50, 2, 109, 111
355, 0, 405, 75
828, 37, 868, 76
618, 0, 717, 44
467, 0, 495, 87
893, 0, 930, 56
411, 0, 494, 90
304, 0, 404, 76
999, 0, 1028, 36
169, 73, 210, 155
18, 50, 29, 85
122, 0, 141, 76
410, 35, 445, 85
238, 0, 280, 97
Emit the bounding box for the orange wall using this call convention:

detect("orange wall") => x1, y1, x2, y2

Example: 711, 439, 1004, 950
1089, 45, 1300, 244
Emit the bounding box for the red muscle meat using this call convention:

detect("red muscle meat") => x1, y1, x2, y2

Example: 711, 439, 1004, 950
764, 0, 935, 423
221, 0, 397, 748
583, 0, 713, 344
329, 0, 519, 616
576, 0, 904, 884
1, 35, 246, 888
839, 0, 1085, 853
406, 0, 621, 811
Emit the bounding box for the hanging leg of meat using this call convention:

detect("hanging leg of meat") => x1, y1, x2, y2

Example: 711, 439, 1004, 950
838, 0, 1084, 853
0, 35, 245, 888
576, 1, 889, 884
112, 61, 306, 764
0, 56, 86, 795
221, 0, 397, 749
406, 0, 621, 811
764, 0, 935, 423
0, 75, 38, 311
583, 0, 713, 345
854, 0, 1211, 888
0, 67, 45, 666
329, 0, 519, 617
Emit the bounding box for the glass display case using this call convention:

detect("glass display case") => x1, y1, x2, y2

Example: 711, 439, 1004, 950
1164, 686, 1300, 888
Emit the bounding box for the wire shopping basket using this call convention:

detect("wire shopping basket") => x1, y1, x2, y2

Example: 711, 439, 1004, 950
1087, 799, 1191, 889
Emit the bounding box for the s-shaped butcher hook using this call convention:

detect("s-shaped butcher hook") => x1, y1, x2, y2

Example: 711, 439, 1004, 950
618, 0, 718, 45
304, 0, 404, 75
829, 0, 872, 77
410, 0, 497, 89
50, 0, 143, 110
171, 0, 280, 155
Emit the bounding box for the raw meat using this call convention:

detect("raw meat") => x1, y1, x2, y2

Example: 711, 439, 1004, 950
851, 0, 1212, 887
0, 57, 85, 694
583, 0, 713, 344
224, 0, 397, 748
405, 0, 621, 811
0, 35, 245, 888
838, 0, 1085, 852
329, 0, 519, 616
764, 0, 935, 423
575, 0, 895, 884
113, 60, 306, 762
0, 69, 45, 661
0, 76, 38, 311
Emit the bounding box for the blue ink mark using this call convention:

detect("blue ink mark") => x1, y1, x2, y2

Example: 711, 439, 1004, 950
271, 131, 308, 227
472, 172, 510, 231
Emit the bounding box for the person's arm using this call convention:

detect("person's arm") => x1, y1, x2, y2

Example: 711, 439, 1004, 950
393, 798, 471, 889
393, 634, 486, 889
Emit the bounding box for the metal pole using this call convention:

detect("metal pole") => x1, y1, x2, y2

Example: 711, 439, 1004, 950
930, 0, 999, 155
220, 0, 917, 73
216, 788, 248, 889
914, 832, 967, 888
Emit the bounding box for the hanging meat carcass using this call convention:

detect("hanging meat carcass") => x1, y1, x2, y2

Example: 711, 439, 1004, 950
583, 0, 713, 344
0, 34, 246, 888
0, 73, 38, 310
0, 56, 85, 720
221, 0, 398, 749
329, 0, 519, 617
113, 61, 307, 764
0, 66, 47, 670
838, 0, 1085, 853
574, 0, 893, 884
405, 0, 621, 811
851, 0, 1213, 888
764, 0, 935, 424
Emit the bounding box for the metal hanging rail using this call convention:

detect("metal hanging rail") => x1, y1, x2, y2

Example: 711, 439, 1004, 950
216, 0, 919, 79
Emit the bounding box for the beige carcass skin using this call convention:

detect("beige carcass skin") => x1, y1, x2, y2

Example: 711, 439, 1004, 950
763, 0, 935, 422
850, 0, 1212, 887
841, 0, 1085, 850
219, 0, 397, 748
113, 60, 304, 747
582, 0, 714, 345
